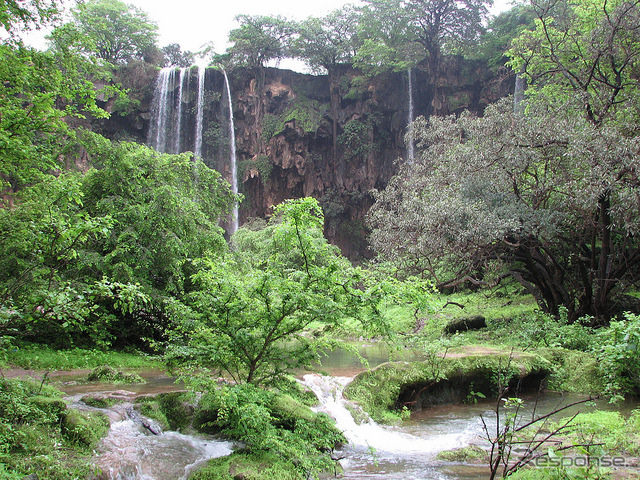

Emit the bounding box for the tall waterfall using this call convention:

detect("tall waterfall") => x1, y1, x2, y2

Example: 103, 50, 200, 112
223, 70, 239, 235
194, 65, 206, 158
148, 67, 174, 153
147, 65, 240, 235
407, 68, 415, 162
172, 68, 187, 154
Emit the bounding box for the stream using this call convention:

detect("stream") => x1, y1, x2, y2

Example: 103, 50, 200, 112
52, 347, 637, 480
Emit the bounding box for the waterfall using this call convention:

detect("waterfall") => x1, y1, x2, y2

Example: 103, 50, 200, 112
407, 68, 415, 162
223, 70, 239, 235
300, 374, 467, 455
194, 65, 206, 159
172, 67, 187, 154
148, 67, 174, 153
514, 73, 526, 114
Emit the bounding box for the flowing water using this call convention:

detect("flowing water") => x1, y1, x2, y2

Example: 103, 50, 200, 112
65, 387, 232, 480
222, 69, 239, 234
407, 68, 415, 162
148, 68, 173, 153
193, 64, 206, 159
300, 372, 637, 480
55, 348, 637, 480
514, 73, 525, 114
173, 67, 187, 154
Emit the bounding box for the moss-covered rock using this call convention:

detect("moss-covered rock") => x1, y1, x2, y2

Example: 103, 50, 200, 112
444, 315, 487, 334
135, 392, 194, 432
27, 395, 67, 421
436, 445, 487, 462
87, 365, 144, 384
270, 393, 316, 427
344, 353, 551, 423
81, 393, 124, 408
61, 409, 109, 447
190, 451, 304, 480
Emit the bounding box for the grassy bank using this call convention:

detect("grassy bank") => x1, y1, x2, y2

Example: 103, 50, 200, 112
1, 343, 162, 370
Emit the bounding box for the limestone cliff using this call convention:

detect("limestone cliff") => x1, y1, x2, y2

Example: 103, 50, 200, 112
97, 59, 514, 258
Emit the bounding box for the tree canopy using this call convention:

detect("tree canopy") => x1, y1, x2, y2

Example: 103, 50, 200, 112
225, 15, 294, 69
356, 0, 493, 74
69, 0, 158, 65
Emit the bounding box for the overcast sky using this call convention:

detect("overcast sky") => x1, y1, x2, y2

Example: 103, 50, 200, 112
22, 0, 516, 68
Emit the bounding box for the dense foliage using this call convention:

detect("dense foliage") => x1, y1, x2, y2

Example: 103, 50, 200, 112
0, 136, 234, 349
370, 0, 640, 323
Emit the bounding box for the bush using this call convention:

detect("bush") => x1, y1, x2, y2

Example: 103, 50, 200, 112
596, 312, 640, 401
191, 383, 343, 479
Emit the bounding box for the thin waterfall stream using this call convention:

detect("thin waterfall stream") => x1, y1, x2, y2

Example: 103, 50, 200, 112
407, 68, 415, 162
223, 69, 239, 234
194, 65, 206, 159
173, 67, 187, 154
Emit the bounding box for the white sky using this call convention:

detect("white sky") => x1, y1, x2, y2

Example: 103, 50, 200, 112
21, 0, 515, 69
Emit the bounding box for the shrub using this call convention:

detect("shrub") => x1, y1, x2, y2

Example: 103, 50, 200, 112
596, 312, 640, 401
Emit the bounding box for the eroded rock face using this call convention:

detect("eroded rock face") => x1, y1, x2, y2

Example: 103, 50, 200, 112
100, 59, 513, 258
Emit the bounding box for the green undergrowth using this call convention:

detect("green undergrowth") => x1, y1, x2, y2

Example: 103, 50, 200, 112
553, 409, 640, 457
537, 348, 603, 394
508, 466, 612, 479
0, 378, 109, 479
1, 343, 161, 370
190, 382, 343, 479
344, 353, 551, 423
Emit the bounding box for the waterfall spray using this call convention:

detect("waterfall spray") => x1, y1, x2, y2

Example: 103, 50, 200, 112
223, 70, 239, 235
407, 68, 415, 162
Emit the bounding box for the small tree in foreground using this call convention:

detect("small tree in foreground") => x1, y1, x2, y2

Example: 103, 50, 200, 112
170, 198, 390, 384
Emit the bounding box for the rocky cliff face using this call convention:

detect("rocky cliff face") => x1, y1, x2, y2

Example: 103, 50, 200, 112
98, 59, 514, 258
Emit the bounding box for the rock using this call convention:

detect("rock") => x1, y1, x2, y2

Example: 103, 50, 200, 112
444, 315, 487, 334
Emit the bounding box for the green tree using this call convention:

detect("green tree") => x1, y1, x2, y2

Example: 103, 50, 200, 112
80, 133, 235, 298
226, 15, 294, 69
508, 0, 640, 126
70, 0, 158, 65
161, 43, 193, 67
356, 0, 492, 75
472, 4, 537, 69
170, 198, 385, 384
0, 0, 58, 35
0, 40, 111, 193
368, 96, 640, 323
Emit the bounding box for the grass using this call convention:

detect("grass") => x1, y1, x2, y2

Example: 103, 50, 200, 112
552, 409, 640, 456
1, 343, 162, 370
